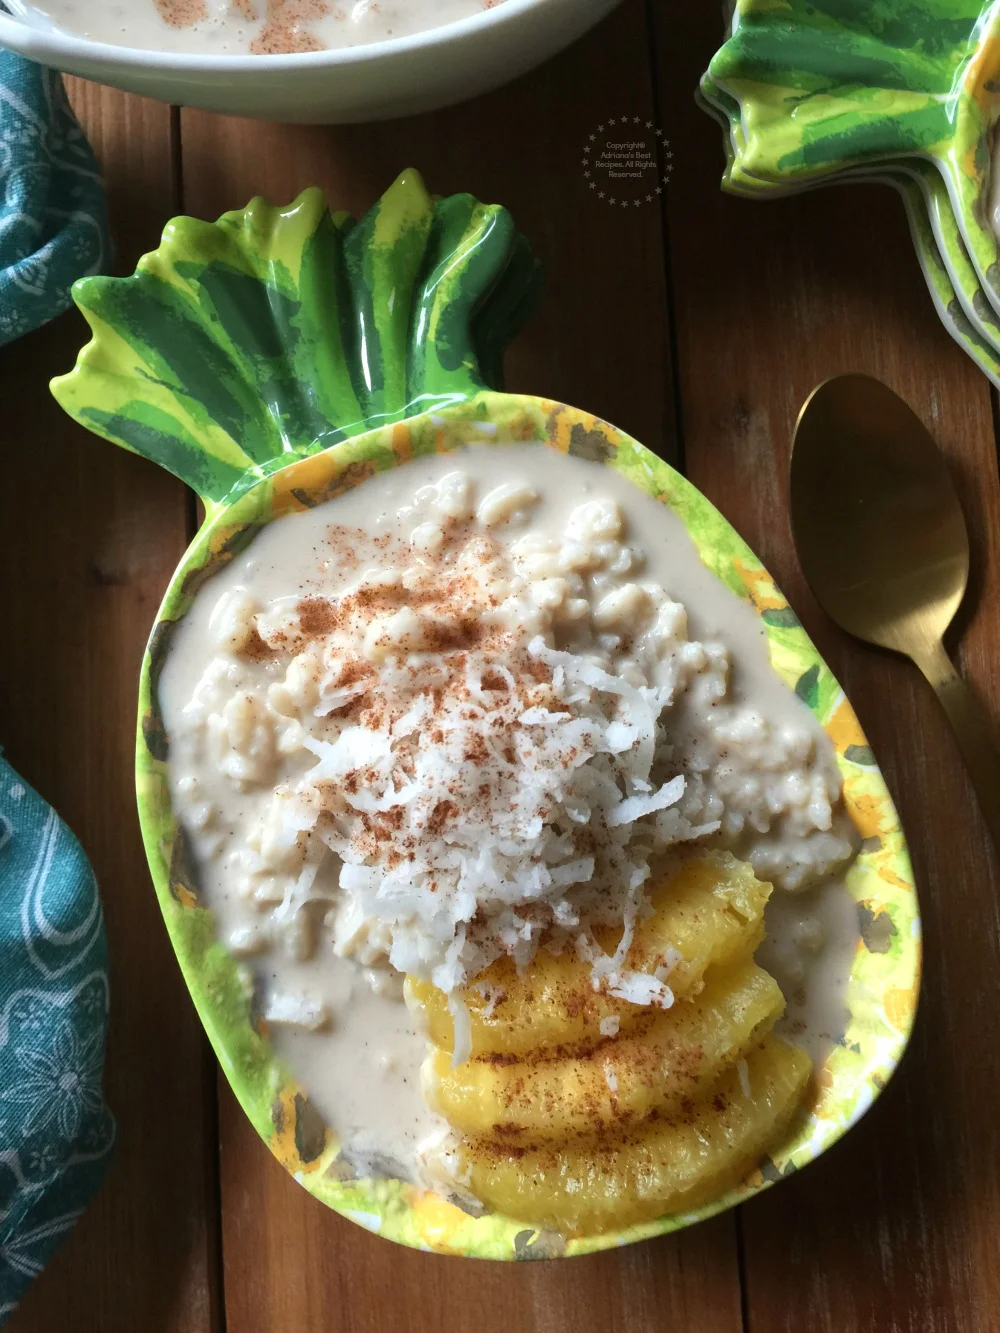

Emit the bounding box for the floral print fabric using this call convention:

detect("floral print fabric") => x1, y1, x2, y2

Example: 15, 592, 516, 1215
0, 52, 109, 345
0, 757, 114, 1322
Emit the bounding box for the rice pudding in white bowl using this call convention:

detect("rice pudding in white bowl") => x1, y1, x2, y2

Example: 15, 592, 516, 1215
0, 0, 622, 122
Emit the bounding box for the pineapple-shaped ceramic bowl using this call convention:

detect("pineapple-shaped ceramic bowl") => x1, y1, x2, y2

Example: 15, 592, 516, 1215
51, 170, 921, 1259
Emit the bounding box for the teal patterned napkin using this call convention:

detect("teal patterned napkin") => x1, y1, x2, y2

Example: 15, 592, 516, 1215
0, 49, 114, 1323
0, 758, 115, 1323
0, 51, 109, 344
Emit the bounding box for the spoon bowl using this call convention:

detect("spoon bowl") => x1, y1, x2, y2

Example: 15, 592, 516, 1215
791, 374, 969, 658
791, 372, 1000, 845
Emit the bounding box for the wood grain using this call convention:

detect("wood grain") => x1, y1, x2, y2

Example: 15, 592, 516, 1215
179, 2, 740, 1328
7, 89, 220, 1333
217, 1081, 741, 1333
654, 8, 1000, 1331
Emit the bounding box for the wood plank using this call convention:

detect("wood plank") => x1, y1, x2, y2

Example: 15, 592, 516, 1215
218, 1082, 739, 1333
178, 2, 742, 1327
7, 87, 220, 1333
654, 9, 1000, 1331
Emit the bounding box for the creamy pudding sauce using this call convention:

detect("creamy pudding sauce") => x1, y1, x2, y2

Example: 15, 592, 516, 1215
159, 445, 860, 1187
23, 0, 505, 55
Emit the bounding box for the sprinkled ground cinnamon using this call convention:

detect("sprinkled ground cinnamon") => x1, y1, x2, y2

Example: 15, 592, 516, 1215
240, 626, 275, 663
154, 0, 207, 27
249, 0, 339, 52
235, 503, 690, 1028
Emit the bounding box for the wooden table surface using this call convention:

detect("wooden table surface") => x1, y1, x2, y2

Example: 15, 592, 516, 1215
5, 3, 1000, 1330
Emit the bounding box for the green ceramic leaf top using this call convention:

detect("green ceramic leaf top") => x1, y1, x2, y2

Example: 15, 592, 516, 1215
708, 0, 990, 179
51, 169, 542, 509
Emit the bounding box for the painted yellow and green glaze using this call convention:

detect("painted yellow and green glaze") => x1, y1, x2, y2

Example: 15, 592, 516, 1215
50, 171, 920, 1259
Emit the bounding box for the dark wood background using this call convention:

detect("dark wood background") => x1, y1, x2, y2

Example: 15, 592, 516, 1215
5, 3, 1000, 1329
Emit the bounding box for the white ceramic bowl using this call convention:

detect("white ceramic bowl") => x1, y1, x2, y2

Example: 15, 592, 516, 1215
0, 0, 621, 122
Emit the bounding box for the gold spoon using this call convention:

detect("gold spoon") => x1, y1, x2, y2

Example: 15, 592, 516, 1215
790, 372, 1000, 845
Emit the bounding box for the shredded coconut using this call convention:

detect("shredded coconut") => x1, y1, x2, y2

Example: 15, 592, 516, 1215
168, 464, 855, 1063
262, 992, 330, 1031
274, 607, 689, 1017
230, 518, 712, 1050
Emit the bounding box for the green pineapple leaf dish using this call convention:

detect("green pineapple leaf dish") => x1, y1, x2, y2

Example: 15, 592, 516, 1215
707, 0, 991, 179
704, 0, 1000, 360
50, 170, 920, 1260
57, 173, 542, 510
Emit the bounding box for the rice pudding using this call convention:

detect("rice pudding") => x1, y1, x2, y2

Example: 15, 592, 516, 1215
158, 444, 859, 1195
19, 0, 507, 55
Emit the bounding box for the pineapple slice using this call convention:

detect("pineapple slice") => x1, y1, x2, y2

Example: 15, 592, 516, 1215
407, 852, 771, 1058
457, 1036, 811, 1237
423, 958, 784, 1141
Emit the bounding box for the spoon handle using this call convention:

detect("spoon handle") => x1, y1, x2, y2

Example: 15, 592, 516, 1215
912, 640, 1000, 848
